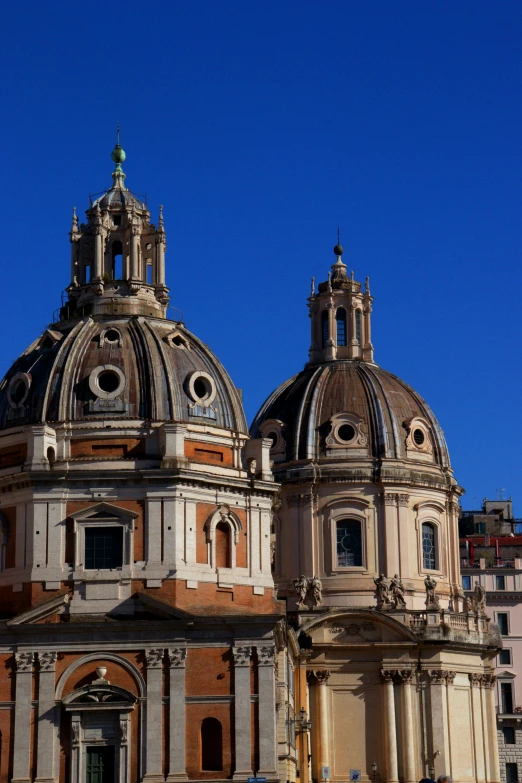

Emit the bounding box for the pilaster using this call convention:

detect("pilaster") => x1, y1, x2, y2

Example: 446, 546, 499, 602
232, 646, 253, 780
307, 670, 330, 782
12, 651, 34, 783
167, 648, 188, 782
35, 651, 58, 783
143, 648, 165, 783
257, 646, 278, 778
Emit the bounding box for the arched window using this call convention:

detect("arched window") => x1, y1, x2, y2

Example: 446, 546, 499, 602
112, 241, 123, 280
147, 263, 153, 285
321, 311, 329, 348
336, 308, 347, 346
336, 519, 363, 567
215, 521, 231, 569
422, 523, 436, 570
201, 718, 223, 771
355, 310, 362, 342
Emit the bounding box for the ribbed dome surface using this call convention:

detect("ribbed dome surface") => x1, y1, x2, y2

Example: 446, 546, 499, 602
0, 316, 247, 432
250, 361, 450, 466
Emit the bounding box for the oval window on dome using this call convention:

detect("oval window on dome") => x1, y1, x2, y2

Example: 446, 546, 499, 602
186, 371, 217, 408
89, 365, 126, 400
413, 428, 425, 446
7, 373, 31, 409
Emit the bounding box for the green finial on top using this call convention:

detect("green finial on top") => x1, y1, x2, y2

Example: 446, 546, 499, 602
111, 122, 126, 167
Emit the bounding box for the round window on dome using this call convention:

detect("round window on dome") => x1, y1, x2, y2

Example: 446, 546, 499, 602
98, 371, 120, 394
413, 428, 425, 446
267, 431, 278, 448
186, 371, 216, 408
104, 329, 121, 344
338, 423, 356, 443
7, 373, 31, 409
89, 365, 126, 400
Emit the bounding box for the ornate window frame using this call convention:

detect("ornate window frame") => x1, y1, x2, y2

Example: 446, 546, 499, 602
68, 502, 138, 581
325, 412, 368, 457
258, 418, 287, 462
405, 416, 433, 462
326, 497, 371, 574
414, 501, 445, 576
89, 364, 126, 401
99, 327, 123, 348
205, 504, 243, 571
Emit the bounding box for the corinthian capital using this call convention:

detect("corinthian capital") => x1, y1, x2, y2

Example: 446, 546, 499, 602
257, 646, 276, 666
145, 648, 164, 668
15, 652, 34, 672
38, 651, 57, 672
233, 646, 251, 666
307, 669, 330, 685
380, 669, 395, 683
168, 648, 187, 668
396, 669, 413, 683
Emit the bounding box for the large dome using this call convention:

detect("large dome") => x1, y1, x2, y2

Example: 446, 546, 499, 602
250, 359, 450, 467
0, 315, 247, 432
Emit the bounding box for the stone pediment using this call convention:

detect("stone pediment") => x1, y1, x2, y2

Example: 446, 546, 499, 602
301, 610, 417, 644
6, 592, 69, 626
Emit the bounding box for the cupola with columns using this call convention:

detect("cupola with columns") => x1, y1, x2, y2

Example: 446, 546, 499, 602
66, 131, 169, 320
308, 238, 374, 364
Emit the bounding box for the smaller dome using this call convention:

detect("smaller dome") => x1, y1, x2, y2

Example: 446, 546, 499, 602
251, 360, 450, 467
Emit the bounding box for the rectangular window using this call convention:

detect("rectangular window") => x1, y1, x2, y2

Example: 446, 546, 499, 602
506, 763, 518, 783
497, 575, 506, 590
85, 527, 123, 570
501, 682, 514, 714
504, 726, 516, 745
462, 575, 471, 590
499, 649, 512, 666
497, 612, 509, 636
336, 519, 363, 567
112, 215, 121, 225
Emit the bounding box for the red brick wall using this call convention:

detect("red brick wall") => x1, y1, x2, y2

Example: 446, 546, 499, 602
196, 503, 214, 564
0, 443, 26, 469
184, 441, 234, 467
132, 579, 279, 615
186, 703, 233, 779
186, 649, 232, 696
70, 439, 146, 458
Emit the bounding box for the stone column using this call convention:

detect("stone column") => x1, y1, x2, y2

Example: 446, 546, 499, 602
381, 670, 399, 783
257, 646, 278, 777
485, 675, 501, 783
156, 237, 166, 286
381, 493, 400, 577
167, 648, 188, 782
397, 494, 410, 577
233, 646, 253, 779
427, 670, 451, 781
93, 225, 103, 280
35, 652, 58, 783
144, 648, 165, 783
307, 670, 330, 781
12, 652, 34, 783
130, 224, 140, 280
397, 670, 416, 783
469, 674, 486, 782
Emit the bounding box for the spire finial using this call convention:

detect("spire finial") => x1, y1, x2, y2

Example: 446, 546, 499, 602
72, 206, 78, 229
110, 125, 126, 187
311, 276, 315, 296
333, 228, 344, 258
365, 276, 370, 294
159, 204, 164, 228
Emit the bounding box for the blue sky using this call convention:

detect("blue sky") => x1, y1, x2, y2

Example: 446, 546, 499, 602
0, 1, 521, 511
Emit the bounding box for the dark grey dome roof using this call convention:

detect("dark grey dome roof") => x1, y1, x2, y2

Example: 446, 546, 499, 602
0, 316, 247, 432
250, 360, 450, 466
